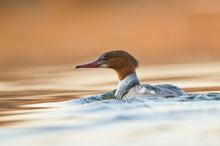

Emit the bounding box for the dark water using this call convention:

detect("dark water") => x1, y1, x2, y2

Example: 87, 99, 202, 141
0, 63, 220, 146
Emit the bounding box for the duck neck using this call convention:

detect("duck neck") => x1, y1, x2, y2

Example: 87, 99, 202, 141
115, 72, 140, 99
116, 67, 136, 81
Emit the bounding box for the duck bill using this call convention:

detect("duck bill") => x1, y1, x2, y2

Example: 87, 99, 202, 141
75, 60, 100, 69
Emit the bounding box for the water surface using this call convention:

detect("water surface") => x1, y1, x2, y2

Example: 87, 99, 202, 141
0, 62, 220, 146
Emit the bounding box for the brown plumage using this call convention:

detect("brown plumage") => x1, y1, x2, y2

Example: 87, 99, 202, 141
75, 50, 139, 80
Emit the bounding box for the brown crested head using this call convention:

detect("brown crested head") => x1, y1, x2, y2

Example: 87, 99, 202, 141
75, 50, 139, 80
99, 50, 139, 70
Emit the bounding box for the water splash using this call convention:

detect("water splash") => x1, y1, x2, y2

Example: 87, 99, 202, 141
71, 90, 220, 105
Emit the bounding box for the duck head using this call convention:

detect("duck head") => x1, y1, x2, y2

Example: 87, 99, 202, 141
75, 50, 139, 80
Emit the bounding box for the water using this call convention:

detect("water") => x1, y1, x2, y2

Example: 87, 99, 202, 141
0, 62, 220, 146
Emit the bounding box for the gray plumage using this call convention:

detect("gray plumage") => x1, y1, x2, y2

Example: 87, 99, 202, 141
115, 73, 185, 99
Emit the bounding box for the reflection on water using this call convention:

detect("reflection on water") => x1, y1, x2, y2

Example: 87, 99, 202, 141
0, 62, 220, 146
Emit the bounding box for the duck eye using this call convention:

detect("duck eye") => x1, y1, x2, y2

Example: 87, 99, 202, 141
103, 57, 109, 61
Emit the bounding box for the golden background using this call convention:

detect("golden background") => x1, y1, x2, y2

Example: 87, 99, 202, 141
0, 0, 220, 69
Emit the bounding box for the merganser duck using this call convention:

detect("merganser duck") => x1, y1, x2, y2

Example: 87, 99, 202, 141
75, 50, 185, 99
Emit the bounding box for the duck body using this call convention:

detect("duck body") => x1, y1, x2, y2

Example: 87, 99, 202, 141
75, 50, 186, 100
115, 73, 185, 99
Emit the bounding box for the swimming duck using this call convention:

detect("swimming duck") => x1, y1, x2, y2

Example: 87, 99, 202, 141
75, 50, 185, 99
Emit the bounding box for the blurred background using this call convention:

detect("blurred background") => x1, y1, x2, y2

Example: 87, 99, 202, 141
0, 0, 220, 69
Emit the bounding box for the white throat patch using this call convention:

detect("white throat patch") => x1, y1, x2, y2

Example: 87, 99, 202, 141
115, 73, 140, 99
